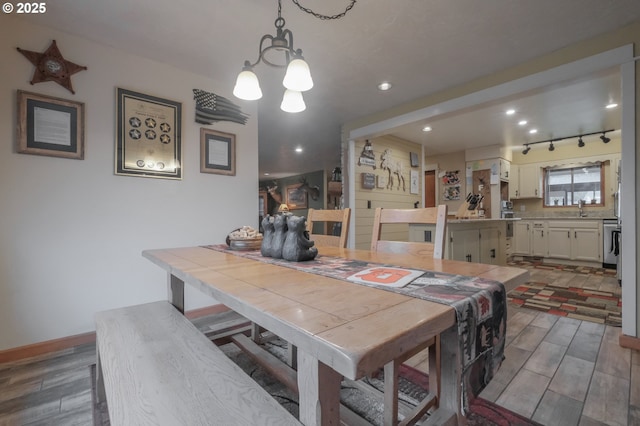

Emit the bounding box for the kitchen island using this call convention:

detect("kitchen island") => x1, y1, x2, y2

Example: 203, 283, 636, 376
410, 218, 519, 271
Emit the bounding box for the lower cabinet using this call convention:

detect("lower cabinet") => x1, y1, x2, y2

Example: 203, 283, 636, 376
546, 221, 601, 262
513, 221, 531, 255
513, 219, 602, 263
450, 226, 501, 265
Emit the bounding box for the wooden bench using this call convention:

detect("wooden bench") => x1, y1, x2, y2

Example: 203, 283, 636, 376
95, 301, 301, 426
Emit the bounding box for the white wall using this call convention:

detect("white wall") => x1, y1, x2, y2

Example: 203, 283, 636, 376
0, 16, 259, 350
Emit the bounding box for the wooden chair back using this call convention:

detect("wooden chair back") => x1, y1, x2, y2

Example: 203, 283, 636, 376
370, 205, 448, 259
306, 208, 351, 248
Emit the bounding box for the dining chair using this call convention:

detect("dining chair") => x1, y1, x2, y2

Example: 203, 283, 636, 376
371, 205, 448, 259
369, 205, 448, 425
306, 207, 351, 248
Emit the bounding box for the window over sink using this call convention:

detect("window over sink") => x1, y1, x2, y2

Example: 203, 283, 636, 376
543, 163, 604, 207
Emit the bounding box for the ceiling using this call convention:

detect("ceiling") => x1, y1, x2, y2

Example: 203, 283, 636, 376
17, 1, 640, 178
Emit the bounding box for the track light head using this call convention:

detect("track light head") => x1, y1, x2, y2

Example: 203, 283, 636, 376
600, 133, 611, 143
578, 137, 585, 147
522, 145, 530, 155
548, 141, 555, 152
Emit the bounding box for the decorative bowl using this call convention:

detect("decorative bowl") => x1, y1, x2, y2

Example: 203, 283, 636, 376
229, 238, 263, 251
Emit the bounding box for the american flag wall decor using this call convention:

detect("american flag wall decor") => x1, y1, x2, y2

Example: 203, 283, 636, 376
193, 89, 249, 125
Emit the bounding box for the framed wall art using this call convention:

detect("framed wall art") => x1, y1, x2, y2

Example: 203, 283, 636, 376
286, 185, 308, 210
200, 128, 236, 176
115, 88, 182, 179
17, 90, 85, 159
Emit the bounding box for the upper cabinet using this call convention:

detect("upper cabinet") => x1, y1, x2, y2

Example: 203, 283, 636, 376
511, 164, 542, 199
499, 158, 510, 181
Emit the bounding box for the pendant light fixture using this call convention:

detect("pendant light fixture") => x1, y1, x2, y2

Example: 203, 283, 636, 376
233, 0, 356, 112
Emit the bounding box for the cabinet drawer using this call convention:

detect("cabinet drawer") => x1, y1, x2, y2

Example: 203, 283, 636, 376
547, 220, 599, 229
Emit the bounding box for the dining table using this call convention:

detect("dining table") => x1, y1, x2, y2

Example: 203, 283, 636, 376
142, 245, 529, 426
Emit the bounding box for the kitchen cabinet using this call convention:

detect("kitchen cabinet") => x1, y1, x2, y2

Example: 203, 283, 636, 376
517, 164, 542, 198
513, 220, 531, 255
499, 159, 511, 181
547, 220, 601, 262
450, 226, 500, 264
508, 164, 519, 199
531, 222, 547, 257
410, 220, 508, 265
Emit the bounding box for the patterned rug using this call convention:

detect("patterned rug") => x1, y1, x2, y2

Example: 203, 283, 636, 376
508, 282, 622, 326
508, 259, 617, 277
91, 339, 541, 426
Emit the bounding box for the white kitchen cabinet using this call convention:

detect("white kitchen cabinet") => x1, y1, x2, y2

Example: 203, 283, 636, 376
479, 227, 500, 265
518, 164, 542, 198
513, 220, 531, 255
509, 164, 519, 199
450, 228, 481, 263
531, 222, 547, 257
450, 227, 501, 264
499, 159, 511, 181
547, 227, 572, 259
547, 220, 601, 262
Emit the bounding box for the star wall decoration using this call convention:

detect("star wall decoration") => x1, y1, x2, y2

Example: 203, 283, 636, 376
17, 40, 87, 94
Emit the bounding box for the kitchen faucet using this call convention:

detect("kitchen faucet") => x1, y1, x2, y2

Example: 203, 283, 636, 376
578, 199, 586, 217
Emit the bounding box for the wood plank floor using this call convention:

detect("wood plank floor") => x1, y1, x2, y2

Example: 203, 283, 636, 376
0, 266, 637, 425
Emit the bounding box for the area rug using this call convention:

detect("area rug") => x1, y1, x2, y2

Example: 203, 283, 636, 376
508, 259, 617, 277
90, 339, 541, 426
508, 282, 622, 326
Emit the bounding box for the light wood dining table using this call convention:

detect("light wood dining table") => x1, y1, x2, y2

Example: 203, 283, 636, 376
143, 245, 529, 426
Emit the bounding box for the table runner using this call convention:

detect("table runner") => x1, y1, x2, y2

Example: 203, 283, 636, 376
204, 244, 507, 412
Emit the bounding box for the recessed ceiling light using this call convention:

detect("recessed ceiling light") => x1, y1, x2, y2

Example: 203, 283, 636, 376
529, 129, 538, 134
377, 81, 392, 91
422, 126, 432, 132
264, 172, 270, 176
295, 147, 303, 153
506, 109, 516, 115
606, 103, 618, 109
518, 120, 528, 126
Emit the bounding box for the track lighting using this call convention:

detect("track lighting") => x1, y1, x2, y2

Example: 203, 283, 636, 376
520, 129, 613, 154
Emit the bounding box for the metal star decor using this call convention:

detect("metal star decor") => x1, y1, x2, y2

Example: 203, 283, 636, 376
17, 40, 87, 94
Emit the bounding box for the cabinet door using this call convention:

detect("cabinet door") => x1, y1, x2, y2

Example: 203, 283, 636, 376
479, 228, 500, 265
572, 228, 601, 261
513, 221, 530, 254
509, 164, 520, 199
531, 227, 547, 257
500, 159, 510, 181
547, 227, 571, 259
450, 229, 480, 263
518, 165, 542, 198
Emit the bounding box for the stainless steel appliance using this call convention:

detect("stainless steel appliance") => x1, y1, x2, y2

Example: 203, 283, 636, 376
603, 219, 619, 269
501, 200, 514, 218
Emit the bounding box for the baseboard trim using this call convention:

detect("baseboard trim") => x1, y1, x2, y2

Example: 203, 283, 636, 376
0, 303, 231, 364
619, 333, 640, 351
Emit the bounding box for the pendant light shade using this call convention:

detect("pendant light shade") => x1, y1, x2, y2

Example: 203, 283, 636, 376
280, 89, 306, 113
233, 62, 263, 100
283, 56, 313, 92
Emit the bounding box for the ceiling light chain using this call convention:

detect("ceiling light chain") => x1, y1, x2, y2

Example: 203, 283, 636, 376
521, 129, 614, 155
291, 0, 357, 20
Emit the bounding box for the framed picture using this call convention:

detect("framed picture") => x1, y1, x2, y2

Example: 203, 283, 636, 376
286, 185, 308, 210
410, 170, 419, 194
115, 88, 182, 179
17, 90, 85, 159
200, 128, 236, 176
410, 152, 419, 168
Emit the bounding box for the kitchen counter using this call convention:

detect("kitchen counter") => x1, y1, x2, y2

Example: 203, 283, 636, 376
448, 217, 521, 224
